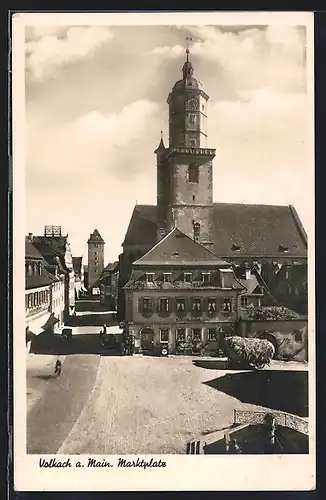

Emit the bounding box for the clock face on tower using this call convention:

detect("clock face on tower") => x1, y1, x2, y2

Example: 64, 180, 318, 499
186, 98, 199, 110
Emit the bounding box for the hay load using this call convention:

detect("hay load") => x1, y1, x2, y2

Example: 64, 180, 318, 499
222, 336, 275, 369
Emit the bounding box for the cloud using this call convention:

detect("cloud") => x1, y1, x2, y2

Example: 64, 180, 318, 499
25, 26, 114, 81
150, 44, 184, 57
27, 98, 161, 185
150, 25, 306, 94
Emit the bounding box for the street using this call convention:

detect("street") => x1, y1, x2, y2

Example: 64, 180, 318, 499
27, 317, 308, 455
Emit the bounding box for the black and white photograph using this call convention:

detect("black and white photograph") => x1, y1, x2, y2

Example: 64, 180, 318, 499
13, 11, 315, 491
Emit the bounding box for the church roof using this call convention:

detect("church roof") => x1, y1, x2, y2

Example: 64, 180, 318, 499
122, 203, 307, 258
87, 229, 105, 244
122, 204, 157, 246
133, 227, 230, 266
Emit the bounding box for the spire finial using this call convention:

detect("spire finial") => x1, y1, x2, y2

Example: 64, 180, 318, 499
160, 129, 163, 139
186, 36, 193, 62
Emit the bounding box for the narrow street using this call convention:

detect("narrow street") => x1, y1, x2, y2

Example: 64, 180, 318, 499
26, 306, 308, 455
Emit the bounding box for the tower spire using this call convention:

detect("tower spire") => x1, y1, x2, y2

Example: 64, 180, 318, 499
183, 37, 194, 79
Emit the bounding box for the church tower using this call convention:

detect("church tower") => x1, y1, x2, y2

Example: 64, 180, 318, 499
156, 47, 216, 246
87, 229, 105, 289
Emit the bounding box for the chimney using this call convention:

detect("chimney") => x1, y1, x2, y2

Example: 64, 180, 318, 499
245, 268, 251, 280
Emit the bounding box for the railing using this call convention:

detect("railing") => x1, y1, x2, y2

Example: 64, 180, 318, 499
233, 409, 309, 435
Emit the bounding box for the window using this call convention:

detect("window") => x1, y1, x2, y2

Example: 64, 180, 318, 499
222, 297, 232, 312
208, 297, 217, 313
192, 194, 195, 201
95, 244, 98, 248
159, 298, 170, 313
160, 329, 169, 343
184, 272, 192, 283
189, 139, 196, 147
279, 245, 289, 253
202, 104, 205, 111
188, 163, 199, 183
191, 298, 202, 313
190, 114, 196, 124
141, 297, 152, 314
176, 328, 186, 341
38, 263, 42, 276
288, 286, 292, 294
285, 269, 289, 279
241, 296, 248, 307
208, 328, 217, 341
193, 222, 200, 242
192, 328, 202, 341
146, 273, 154, 283
28, 294, 33, 308
294, 287, 299, 296
176, 297, 186, 312
163, 273, 172, 283
231, 244, 241, 251
202, 272, 210, 283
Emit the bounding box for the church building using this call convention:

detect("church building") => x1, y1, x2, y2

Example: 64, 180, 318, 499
118, 48, 308, 348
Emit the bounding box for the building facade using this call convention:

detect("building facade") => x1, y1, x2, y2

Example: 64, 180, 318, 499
25, 239, 62, 352
30, 226, 75, 321
124, 228, 244, 354
72, 256, 86, 299
118, 49, 308, 322
87, 229, 105, 291
98, 261, 119, 310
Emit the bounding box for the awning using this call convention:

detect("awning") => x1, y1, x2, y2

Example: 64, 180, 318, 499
26, 312, 51, 335
41, 313, 59, 331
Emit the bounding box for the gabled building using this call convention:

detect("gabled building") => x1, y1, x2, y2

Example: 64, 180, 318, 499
97, 261, 119, 310
25, 239, 63, 351
72, 256, 86, 298
118, 49, 308, 322
124, 227, 244, 354
30, 226, 75, 321
268, 262, 308, 315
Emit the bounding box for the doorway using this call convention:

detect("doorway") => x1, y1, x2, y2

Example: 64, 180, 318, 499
140, 328, 155, 352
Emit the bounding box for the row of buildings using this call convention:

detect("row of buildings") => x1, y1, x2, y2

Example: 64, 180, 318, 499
115, 49, 308, 357
25, 225, 84, 351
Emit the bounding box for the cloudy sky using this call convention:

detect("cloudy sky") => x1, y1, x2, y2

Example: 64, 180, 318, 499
23, 17, 313, 264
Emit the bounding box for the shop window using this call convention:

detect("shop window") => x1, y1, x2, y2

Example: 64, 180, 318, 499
176, 297, 186, 312
208, 328, 217, 341
208, 297, 217, 313
146, 273, 154, 283
163, 273, 172, 283
160, 329, 169, 343
222, 297, 232, 312
159, 297, 170, 313
176, 328, 186, 341
184, 272, 192, 283
241, 296, 248, 307
192, 328, 202, 341
188, 163, 199, 183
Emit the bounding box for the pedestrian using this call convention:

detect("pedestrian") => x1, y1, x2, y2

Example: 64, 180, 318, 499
55, 359, 62, 376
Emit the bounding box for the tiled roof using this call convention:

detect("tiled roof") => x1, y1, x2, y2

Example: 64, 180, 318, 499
239, 275, 262, 295
133, 227, 231, 266
72, 257, 82, 273
122, 205, 157, 246
122, 203, 307, 258
25, 240, 44, 260
87, 229, 105, 244
26, 268, 59, 290
32, 237, 70, 274
103, 261, 119, 273
124, 267, 244, 290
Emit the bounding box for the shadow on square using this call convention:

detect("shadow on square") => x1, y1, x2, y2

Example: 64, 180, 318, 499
203, 370, 308, 418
